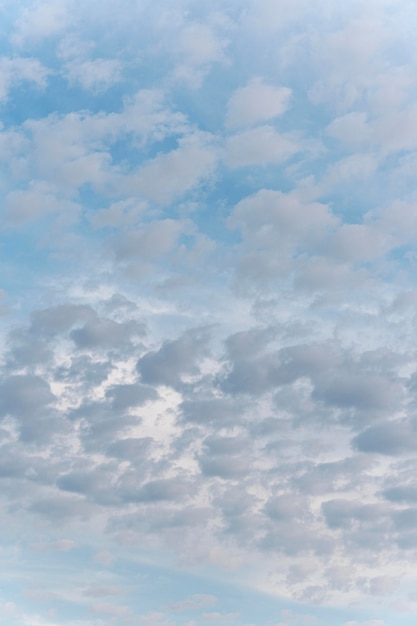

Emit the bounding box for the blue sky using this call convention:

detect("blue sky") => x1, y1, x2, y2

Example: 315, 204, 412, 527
1, 1, 417, 625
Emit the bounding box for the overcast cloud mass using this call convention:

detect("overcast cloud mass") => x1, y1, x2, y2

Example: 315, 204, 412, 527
2, 1, 417, 625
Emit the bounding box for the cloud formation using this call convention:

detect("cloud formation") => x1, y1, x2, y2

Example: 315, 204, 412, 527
1, 1, 417, 625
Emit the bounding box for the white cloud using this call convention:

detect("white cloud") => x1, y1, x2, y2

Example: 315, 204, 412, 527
13, 0, 71, 45
170, 594, 217, 611
128, 132, 218, 204
4, 181, 80, 224
229, 189, 336, 252
0, 56, 49, 102
343, 621, 385, 626
226, 78, 291, 128
225, 125, 299, 168
172, 19, 230, 87
64, 58, 123, 92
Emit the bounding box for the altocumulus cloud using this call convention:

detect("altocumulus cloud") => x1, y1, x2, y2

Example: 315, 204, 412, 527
1, 1, 417, 626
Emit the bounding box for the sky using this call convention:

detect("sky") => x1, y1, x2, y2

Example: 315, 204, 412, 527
1, 0, 417, 624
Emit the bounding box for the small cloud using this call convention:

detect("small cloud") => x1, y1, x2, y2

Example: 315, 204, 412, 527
83, 585, 121, 598
52, 539, 77, 552
0, 56, 50, 102
343, 621, 385, 626
13, 0, 71, 45
201, 612, 239, 622
169, 594, 217, 611
64, 58, 123, 92
94, 550, 115, 566
226, 78, 291, 128
91, 601, 132, 617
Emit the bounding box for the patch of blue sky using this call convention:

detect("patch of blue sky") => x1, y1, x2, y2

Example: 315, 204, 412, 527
0, 229, 62, 291
171, 80, 234, 134
382, 245, 417, 282
2, 83, 123, 128
0, 5, 20, 44
86, 554, 383, 626
109, 133, 183, 170
196, 169, 293, 237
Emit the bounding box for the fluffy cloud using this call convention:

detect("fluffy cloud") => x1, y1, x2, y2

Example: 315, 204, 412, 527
225, 125, 300, 168
226, 79, 292, 128
0, 56, 49, 102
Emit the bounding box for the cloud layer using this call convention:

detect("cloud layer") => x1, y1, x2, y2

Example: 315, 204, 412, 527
1, 1, 417, 625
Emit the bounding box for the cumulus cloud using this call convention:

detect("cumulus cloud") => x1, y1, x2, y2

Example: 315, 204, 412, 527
225, 125, 300, 168
128, 132, 219, 204
352, 420, 417, 456
226, 78, 292, 128
137, 327, 211, 388
13, 0, 71, 45
64, 58, 123, 92
0, 56, 49, 102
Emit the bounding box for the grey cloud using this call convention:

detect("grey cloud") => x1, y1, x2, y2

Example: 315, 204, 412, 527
278, 344, 339, 379
292, 467, 337, 496
220, 354, 281, 395
383, 485, 417, 503
203, 435, 247, 455
19, 414, 68, 444
83, 585, 121, 598
153, 506, 211, 531
225, 326, 277, 360
70, 401, 140, 451
294, 455, 375, 495
395, 531, 417, 550
55, 356, 111, 386
105, 383, 158, 410
180, 397, 240, 425
30, 494, 96, 521
264, 494, 306, 521
295, 256, 370, 293
119, 476, 193, 503
114, 219, 183, 261
199, 435, 251, 479
392, 507, 417, 531
106, 437, 153, 462
251, 416, 293, 437
169, 593, 217, 611
229, 189, 335, 252
353, 419, 417, 455
110, 504, 212, 537
70, 317, 146, 349
313, 373, 403, 412
137, 327, 210, 387
102, 293, 138, 313
0, 445, 31, 479
199, 455, 250, 479
57, 469, 109, 496
322, 499, 389, 530
0, 374, 54, 418
213, 486, 256, 518
0, 450, 64, 502
128, 133, 218, 204
81, 415, 140, 452
5, 332, 53, 368
211, 486, 262, 540
57, 466, 119, 505
261, 523, 331, 556
221, 342, 338, 396
30, 304, 96, 336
